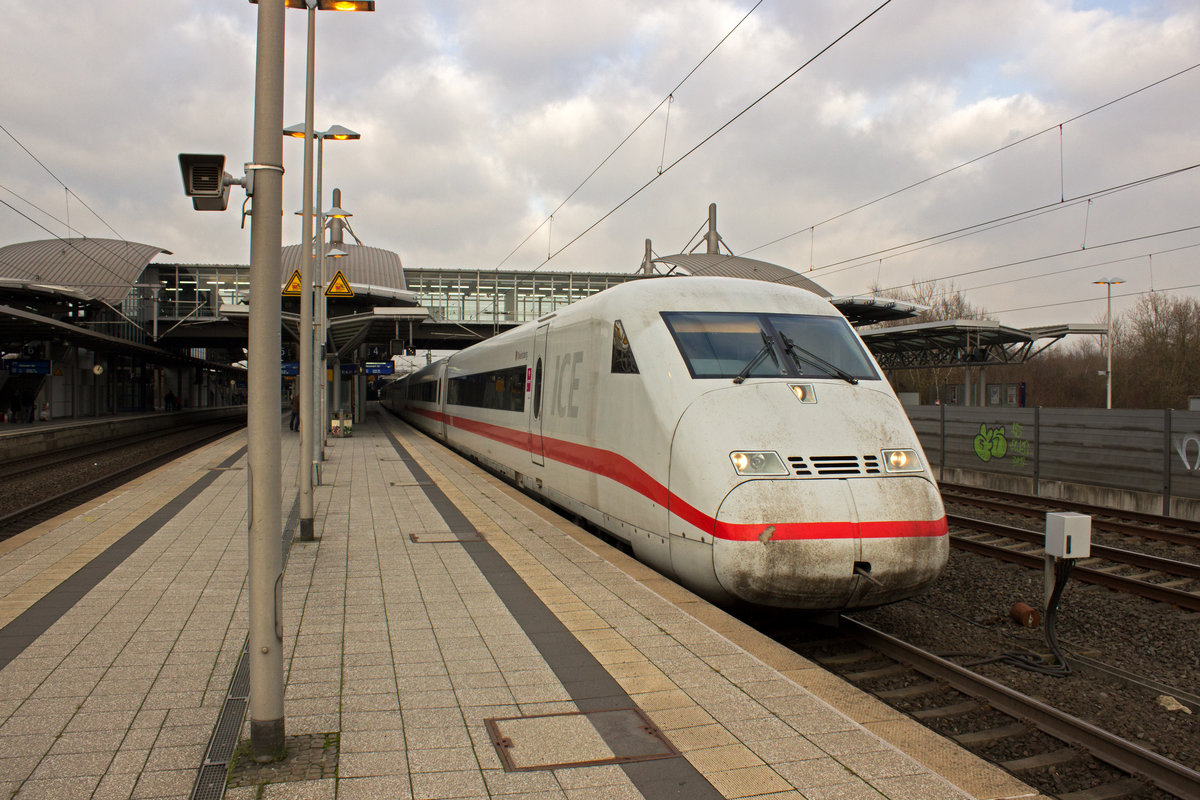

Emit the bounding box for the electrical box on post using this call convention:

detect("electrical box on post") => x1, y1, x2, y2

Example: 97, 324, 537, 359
1045, 512, 1091, 558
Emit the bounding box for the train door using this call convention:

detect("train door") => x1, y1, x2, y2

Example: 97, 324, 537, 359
436, 361, 448, 439
529, 324, 549, 466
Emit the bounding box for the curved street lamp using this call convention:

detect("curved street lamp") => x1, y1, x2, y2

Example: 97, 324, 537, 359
284, 125, 360, 457
246, 0, 372, 764
259, 0, 373, 549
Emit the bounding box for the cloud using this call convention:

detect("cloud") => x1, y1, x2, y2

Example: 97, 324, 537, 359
1, 0, 1197, 328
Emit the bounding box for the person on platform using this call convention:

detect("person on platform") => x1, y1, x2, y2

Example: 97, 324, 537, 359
289, 392, 300, 431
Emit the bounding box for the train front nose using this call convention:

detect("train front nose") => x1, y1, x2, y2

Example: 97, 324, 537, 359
667, 382, 947, 610
711, 477, 947, 609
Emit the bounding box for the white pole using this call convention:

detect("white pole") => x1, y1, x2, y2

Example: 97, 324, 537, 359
297, 4, 316, 540
1105, 283, 1113, 410
247, 0, 286, 762
315, 136, 326, 459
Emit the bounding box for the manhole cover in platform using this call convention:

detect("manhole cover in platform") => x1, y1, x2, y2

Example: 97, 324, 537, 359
486, 708, 678, 771
227, 732, 338, 788
409, 530, 481, 543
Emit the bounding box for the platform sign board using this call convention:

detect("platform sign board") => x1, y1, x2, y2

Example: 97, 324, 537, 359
281, 361, 299, 376
8, 360, 50, 375
364, 361, 394, 375
340, 363, 360, 376
282, 270, 304, 296
325, 270, 354, 297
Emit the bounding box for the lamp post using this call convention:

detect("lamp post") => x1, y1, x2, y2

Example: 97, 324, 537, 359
1093, 278, 1124, 410
284, 125, 360, 464
267, 0, 372, 542
321, 238, 350, 439
243, 0, 286, 765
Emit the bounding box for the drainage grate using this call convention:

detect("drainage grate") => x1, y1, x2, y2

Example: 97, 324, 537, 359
228, 649, 250, 700
192, 764, 228, 800
486, 708, 679, 771
206, 698, 247, 765
190, 499, 299, 800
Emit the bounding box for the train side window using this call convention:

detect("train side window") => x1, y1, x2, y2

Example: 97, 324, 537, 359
533, 357, 543, 418
611, 320, 639, 374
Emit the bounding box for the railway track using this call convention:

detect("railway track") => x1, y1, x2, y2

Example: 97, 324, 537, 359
0, 428, 196, 482
940, 483, 1200, 550
820, 618, 1200, 800
947, 514, 1200, 612
765, 486, 1200, 798
0, 421, 243, 539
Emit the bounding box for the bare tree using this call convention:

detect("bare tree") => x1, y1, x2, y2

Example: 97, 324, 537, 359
868, 279, 989, 404
1114, 293, 1200, 408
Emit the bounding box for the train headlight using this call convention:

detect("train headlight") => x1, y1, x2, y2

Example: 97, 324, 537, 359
730, 451, 788, 476
789, 383, 817, 403
882, 448, 922, 473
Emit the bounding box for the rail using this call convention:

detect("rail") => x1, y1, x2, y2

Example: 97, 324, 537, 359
843, 617, 1200, 799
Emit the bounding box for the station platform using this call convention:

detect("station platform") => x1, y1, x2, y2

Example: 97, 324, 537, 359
0, 405, 246, 462
0, 409, 1044, 800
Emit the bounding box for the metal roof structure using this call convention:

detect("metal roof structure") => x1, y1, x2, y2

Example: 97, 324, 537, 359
0, 238, 169, 302
651, 253, 832, 297
0, 302, 242, 371
281, 242, 407, 293
649, 254, 922, 327
0, 239, 242, 374
827, 295, 928, 327
861, 319, 1106, 370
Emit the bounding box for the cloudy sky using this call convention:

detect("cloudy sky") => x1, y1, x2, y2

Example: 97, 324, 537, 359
2, 0, 1197, 327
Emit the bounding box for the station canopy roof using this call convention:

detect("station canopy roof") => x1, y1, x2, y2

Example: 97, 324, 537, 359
281, 242, 408, 293
0, 238, 169, 303
0, 238, 239, 369
861, 319, 1107, 369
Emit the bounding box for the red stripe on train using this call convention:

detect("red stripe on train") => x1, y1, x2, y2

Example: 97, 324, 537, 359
402, 406, 945, 541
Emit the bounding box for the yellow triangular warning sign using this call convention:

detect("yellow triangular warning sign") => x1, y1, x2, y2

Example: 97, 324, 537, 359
282, 270, 304, 296
325, 270, 354, 297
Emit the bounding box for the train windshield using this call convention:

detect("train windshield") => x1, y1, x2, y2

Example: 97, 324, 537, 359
662, 311, 878, 381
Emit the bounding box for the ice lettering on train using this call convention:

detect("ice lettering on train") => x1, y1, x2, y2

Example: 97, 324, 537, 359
554, 351, 583, 418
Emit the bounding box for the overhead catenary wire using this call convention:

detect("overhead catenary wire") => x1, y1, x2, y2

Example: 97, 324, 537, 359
0, 197, 150, 287
886, 241, 1200, 299
744, 61, 1200, 259
870, 222, 1200, 302
0, 196, 156, 335
0, 182, 153, 279
802, 162, 1200, 282
0, 123, 157, 307
988, 279, 1200, 317
494, 0, 765, 271
532, 0, 896, 272
0, 122, 136, 249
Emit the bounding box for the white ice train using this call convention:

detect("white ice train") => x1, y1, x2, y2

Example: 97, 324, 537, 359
380, 275, 947, 610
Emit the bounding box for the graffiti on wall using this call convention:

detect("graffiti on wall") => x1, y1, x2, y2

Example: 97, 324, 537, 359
1174, 435, 1200, 471
973, 422, 1033, 467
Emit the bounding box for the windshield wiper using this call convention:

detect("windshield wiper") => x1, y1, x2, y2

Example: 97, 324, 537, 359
780, 333, 858, 385
732, 330, 777, 384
